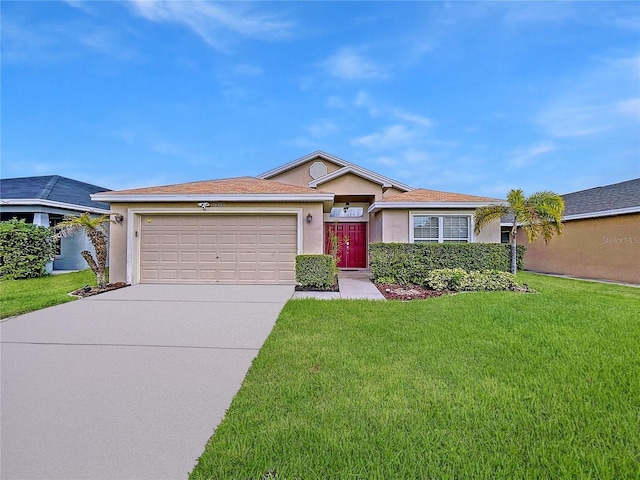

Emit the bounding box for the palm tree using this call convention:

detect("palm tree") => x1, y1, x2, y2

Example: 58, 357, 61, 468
55, 212, 111, 289
474, 189, 565, 274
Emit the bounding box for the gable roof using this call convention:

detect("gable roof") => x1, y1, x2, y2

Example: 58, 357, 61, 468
258, 151, 350, 179
369, 188, 503, 213
562, 177, 640, 219
92, 176, 334, 203
259, 150, 413, 193
0, 175, 110, 212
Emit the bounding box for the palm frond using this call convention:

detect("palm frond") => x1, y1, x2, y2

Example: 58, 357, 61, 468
473, 204, 509, 234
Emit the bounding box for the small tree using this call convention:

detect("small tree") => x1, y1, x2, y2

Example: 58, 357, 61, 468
0, 219, 57, 279
56, 212, 111, 289
474, 189, 565, 274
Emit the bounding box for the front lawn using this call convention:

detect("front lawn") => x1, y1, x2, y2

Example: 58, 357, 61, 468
191, 273, 640, 479
0, 270, 96, 319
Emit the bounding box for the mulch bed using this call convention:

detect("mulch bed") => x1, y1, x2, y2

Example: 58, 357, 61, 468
70, 282, 129, 298
375, 283, 453, 301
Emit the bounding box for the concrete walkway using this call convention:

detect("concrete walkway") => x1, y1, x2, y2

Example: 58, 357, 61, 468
0, 284, 293, 480
292, 269, 385, 300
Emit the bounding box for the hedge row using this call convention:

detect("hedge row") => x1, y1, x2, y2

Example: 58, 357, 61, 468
0, 219, 57, 279
369, 242, 526, 285
425, 268, 525, 292
295, 254, 336, 289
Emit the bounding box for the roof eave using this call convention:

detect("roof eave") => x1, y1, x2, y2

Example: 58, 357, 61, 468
0, 198, 110, 214
91, 193, 335, 203
368, 201, 501, 214
257, 151, 349, 179
309, 165, 413, 192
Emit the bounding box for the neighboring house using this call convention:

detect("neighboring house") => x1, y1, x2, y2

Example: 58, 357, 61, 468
514, 178, 640, 284
0, 175, 111, 271
93, 151, 503, 285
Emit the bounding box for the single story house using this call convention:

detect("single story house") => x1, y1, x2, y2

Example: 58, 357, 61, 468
514, 177, 640, 284
93, 151, 503, 285
0, 175, 111, 271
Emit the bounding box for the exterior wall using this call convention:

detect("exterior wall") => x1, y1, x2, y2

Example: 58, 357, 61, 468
381, 210, 409, 242
107, 201, 325, 284
369, 211, 383, 243
267, 160, 343, 187
378, 209, 501, 243
518, 213, 640, 284
315, 173, 384, 200
475, 218, 501, 243
382, 187, 404, 199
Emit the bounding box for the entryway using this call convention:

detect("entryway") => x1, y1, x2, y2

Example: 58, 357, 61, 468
325, 222, 367, 268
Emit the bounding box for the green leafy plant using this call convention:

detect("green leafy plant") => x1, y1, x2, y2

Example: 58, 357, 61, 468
474, 189, 565, 274
55, 212, 111, 289
295, 254, 336, 289
369, 243, 526, 285
425, 268, 525, 292
0, 218, 57, 279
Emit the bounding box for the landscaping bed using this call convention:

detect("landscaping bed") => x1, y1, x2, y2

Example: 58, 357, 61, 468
375, 282, 452, 300
70, 282, 128, 298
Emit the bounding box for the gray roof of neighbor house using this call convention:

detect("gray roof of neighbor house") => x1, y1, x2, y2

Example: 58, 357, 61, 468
0, 175, 111, 211
501, 177, 640, 223
562, 177, 640, 216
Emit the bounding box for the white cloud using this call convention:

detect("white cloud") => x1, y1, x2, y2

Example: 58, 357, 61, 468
352, 125, 415, 149
128, 0, 293, 51
393, 111, 433, 129
507, 141, 556, 168
322, 48, 385, 80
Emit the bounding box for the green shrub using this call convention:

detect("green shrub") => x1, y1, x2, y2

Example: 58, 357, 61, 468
0, 219, 57, 279
295, 255, 336, 288
369, 243, 526, 285
425, 268, 524, 292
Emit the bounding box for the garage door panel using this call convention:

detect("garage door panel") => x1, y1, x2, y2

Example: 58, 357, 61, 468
140, 214, 297, 284
200, 234, 218, 245
180, 234, 198, 245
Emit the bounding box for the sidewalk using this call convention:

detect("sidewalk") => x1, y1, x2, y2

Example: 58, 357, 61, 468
292, 270, 385, 300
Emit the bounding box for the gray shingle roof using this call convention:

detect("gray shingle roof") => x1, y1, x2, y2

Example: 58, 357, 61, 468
562, 178, 640, 216
501, 177, 640, 223
0, 175, 111, 211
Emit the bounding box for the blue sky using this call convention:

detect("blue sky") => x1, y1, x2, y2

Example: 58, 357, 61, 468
2, 1, 639, 198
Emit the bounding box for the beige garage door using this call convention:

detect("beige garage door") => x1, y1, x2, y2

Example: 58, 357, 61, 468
139, 214, 297, 284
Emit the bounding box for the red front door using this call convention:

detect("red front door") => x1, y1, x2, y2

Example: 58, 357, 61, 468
325, 223, 367, 269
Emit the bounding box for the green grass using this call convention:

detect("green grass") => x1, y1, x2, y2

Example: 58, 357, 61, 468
191, 273, 640, 479
0, 270, 96, 319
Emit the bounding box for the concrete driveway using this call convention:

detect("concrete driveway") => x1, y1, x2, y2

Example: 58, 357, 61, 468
0, 284, 293, 480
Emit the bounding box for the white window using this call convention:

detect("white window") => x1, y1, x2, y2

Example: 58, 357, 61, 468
330, 207, 364, 218
412, 215, 470, 243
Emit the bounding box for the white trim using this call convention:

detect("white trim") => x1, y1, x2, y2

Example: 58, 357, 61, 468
409, 211, 474, 243
0, 198, 110, 214
258, 151, 350, 179
500, 206, 640, 227
91, 193, 334, 203
369, 201, 497, 213
308, 165, 412, 192
125, 206, 304, 285
563, 206, 640, 221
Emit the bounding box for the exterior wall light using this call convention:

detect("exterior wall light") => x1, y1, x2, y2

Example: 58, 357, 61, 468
197, 202, 210, 210
343, 202, 350, 213
306, 213, 313, 223
113, 214, 124, 224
